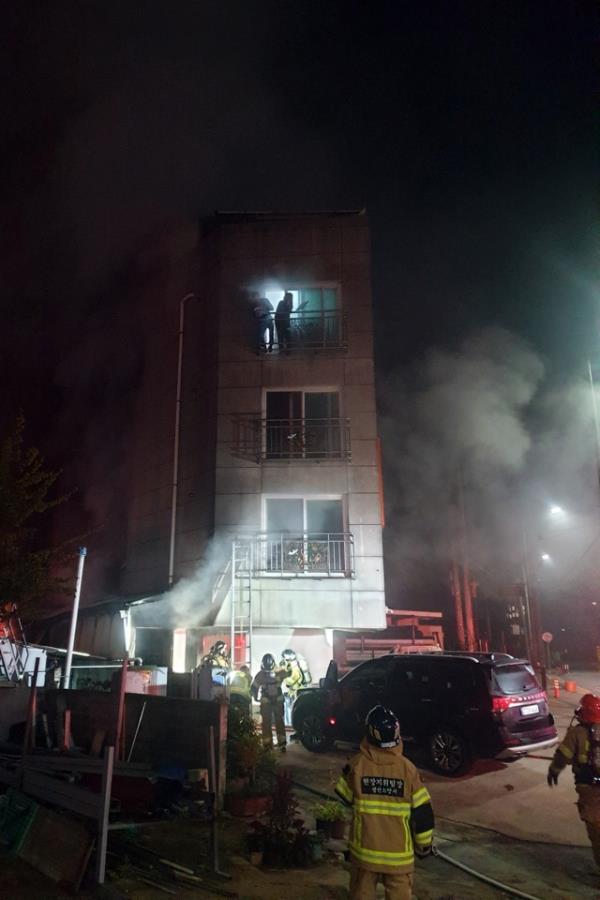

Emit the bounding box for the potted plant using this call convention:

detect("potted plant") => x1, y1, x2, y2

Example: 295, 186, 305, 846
307, 829, 325, 863
225, 705, 276, 817
246, 829, 264, 866
249, 770, 312, 868
313, 799, 348, 840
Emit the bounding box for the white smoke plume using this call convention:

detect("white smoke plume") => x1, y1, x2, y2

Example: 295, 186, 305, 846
380, 326, 600, 608
129, 535, 235, 630
380, 328, 545, 598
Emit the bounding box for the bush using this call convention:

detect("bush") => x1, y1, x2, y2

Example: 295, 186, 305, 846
249, 770, 312, 867
312, 799, 348, 822
226, 703, 276, 795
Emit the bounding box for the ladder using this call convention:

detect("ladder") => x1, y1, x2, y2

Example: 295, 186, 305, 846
230, 538, 253, 669
0, 604, 29, 682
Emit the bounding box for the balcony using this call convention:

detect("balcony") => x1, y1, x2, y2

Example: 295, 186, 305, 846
248, 532, 354, 577
257, 310, 347, 353
285, 310, 346, 351
232, 417, 351, 463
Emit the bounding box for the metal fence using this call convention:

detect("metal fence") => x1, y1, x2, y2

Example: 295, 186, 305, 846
275, 310, 347, 352
250, 532, 354, 576
232, 417, 351, 462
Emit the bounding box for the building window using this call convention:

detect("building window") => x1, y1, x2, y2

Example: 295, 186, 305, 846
261, 285, 345, 351
257, 497, 352, 575
265, 390, 346, 459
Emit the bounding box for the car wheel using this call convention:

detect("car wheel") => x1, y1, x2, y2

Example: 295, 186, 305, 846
428, 728, 471, 776
298, 711, 333, 753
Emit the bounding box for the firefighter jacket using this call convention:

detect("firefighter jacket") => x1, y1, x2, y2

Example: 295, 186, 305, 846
282, 660, 305, 695
550, 723, 600, 786
335, 737, 434, 874
229, 669, 252, 698
201, 651, 230, 669
251, 668, 286, 703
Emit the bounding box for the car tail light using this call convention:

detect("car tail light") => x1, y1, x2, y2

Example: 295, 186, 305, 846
328, 717, 337, 726
492, 690, 547, 713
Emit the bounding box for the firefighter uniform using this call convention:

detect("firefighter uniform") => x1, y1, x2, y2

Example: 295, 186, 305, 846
280, 649, 311, 726
201, 641, 230, 669
336, 707, 434, 900
251, 655, 287, 749
549, 712, 600, 868
229, 665, 252, 716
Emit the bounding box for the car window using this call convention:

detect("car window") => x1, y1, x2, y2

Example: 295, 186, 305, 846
391, 661, 431, 693
493, 663, 539, 694
343, 657, 393, 691
433, 663, 481, 695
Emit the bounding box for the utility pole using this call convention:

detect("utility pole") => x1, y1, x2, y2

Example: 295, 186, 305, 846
521, 522, 542, 668
450, 557, 466, 650
458, 469, 476, 651
588, 360, 600, 490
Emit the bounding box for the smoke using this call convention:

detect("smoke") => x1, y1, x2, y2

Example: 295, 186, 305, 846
130, 535, 235, 630
380, 326, 598, 602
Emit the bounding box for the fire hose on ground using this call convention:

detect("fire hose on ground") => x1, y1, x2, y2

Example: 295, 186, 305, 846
430, 844, 542, 900
290, 778, 544, 900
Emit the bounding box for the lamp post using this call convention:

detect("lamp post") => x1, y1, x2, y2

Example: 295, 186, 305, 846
520, 504, 565, 671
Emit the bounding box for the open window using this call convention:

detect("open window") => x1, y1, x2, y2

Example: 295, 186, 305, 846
262, 285, 345, 351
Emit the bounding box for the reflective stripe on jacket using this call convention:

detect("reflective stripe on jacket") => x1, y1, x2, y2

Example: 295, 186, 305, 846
550, 723, 599, 785
335, 737, 434, 874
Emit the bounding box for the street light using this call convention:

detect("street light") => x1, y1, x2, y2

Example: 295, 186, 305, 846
549, 505, 565, 518
541, 552, 551, 562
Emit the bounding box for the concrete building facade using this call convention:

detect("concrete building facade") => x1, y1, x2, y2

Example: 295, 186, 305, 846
205, 212, 386, 675
42, 212, 386, 681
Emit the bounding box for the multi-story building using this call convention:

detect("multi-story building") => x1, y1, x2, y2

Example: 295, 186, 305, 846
41, 212, 387, 680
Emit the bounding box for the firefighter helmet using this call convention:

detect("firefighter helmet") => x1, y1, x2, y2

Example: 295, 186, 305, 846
261, 653, 276, 671
576, 693, 600, 724
213, 640, 226, 653
365, 705, 401, 748
281, 648, 297, 662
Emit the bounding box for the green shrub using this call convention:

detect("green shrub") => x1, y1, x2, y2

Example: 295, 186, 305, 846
312, 799, 348, 822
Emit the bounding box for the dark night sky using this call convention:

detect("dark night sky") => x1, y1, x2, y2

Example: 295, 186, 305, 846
1, 3, 598, 634
2, 3, 596, 389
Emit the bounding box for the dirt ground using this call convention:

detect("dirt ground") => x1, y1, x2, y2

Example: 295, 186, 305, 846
4, 680, 600, 898
4, 798, 598, 900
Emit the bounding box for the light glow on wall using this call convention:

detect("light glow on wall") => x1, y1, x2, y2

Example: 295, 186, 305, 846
172, 628, 187, 673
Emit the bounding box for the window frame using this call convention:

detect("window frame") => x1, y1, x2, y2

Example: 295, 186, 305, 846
262, 281, 342, 313
263, 494, 346, 534
262, 387, 345, 461
260, 494, 350, 578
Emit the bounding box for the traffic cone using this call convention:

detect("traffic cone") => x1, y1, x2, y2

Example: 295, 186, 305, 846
553, 678, 560, 699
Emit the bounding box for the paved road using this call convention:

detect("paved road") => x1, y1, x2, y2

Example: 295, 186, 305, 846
282, 673, 600, 898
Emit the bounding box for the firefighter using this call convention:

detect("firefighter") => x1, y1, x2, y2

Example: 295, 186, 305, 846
335, 705, 434, 900
548, 692, 600, 868
201, 640, 230, 669
229, 664, 252, 716
280, 648, 312, 726
251, 653, 287, 751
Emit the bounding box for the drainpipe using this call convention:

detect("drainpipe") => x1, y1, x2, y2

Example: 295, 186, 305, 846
168, 293, 196, 587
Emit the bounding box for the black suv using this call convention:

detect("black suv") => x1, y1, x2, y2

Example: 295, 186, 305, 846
292, 652, 558, 775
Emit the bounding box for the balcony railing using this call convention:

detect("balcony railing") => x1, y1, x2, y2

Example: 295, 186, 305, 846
232, 417, 351, 462
249, 532, 354, 576
259, 310, 347, 353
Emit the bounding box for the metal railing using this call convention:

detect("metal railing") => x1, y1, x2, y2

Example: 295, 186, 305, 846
232, 417, 351, 462
259, 310, 347, 353
250, 532, 354, 576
